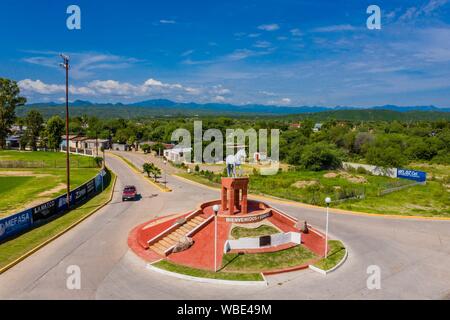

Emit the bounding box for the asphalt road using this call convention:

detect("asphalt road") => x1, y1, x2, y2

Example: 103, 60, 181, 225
0, 151, 449, 300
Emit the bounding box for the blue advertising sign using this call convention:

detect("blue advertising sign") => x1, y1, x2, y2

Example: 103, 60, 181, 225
397, 168, 427, 182
0, 209, 33, 242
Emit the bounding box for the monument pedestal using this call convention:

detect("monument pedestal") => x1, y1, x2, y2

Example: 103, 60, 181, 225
221, 177, 249, 215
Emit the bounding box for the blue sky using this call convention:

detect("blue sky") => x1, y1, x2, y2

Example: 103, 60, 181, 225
1, 0, 450, 107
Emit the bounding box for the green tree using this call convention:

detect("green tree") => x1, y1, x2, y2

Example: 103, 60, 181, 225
0, 78, 27, 149
141, 144, 151, 154
45, 115, 65, 150
25, 110, 44, 151
300, 142, 342, 171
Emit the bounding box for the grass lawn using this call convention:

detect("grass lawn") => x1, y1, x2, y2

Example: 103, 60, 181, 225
152, 260, 264, 281
221, 245, 318, 273
0, 150, 101, 217
179, 166, 450, 217
313, 240, 346, 271
231, 225, 279, 239
0, 150, 97, 168
0, 170, 115, 270
0, 168, 99, 218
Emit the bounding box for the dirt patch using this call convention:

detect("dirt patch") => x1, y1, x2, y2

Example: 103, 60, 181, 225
346, 175, 368, 184
38, 183, 66, 197
323, 172, 339, 178
0, 171, 52, 177
292, 180, 319, 189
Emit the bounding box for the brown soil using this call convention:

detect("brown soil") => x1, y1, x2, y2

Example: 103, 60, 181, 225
38, 183, 66, 197
292, 180, 319, 188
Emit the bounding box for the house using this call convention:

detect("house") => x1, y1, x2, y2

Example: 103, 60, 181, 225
5, 135, 21, 149
164, 147, 192, 164
313, 123, 323, 132
112, 143, 129, 151
85, 139, 110, 152
289, 123, 302, 129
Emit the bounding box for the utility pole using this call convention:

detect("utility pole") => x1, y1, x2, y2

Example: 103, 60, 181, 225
324, 197, 331, 258
213, 205, 220, 272
60, 54, 71, 208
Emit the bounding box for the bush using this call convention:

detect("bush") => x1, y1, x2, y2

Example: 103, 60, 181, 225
195, 164, 200, 172
93, 157, 103, 168
300, 143, 343, 171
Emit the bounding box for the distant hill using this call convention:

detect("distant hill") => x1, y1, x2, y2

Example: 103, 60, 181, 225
17, 99, 450, 120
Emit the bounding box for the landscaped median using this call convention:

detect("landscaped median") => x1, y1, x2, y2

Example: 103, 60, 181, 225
0, 170, 116, 273
309, 240, 347, 275
110, 152, 171, 192
150, 259, 265, 283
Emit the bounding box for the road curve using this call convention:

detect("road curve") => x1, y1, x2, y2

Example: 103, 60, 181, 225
0, 151, 449, 300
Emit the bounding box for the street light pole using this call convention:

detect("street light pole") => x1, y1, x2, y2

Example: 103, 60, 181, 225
213, 205, 220, 272
325, 197, 331, 258
164, 160, 167, 187
60, 54, 71, 209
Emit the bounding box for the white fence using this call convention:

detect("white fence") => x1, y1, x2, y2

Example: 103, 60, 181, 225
223, 232, 301, 253
342, 162, 397, 178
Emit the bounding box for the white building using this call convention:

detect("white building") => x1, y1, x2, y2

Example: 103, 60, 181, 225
164, 147, 192, 164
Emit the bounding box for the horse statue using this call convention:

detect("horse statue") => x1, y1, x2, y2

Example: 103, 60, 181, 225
226, 148, 246, 177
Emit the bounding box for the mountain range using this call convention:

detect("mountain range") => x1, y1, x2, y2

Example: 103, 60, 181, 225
26, 99, 450, 114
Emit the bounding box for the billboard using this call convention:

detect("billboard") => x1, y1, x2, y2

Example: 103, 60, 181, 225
0, 209, 33, 242
397, 168, 427, 182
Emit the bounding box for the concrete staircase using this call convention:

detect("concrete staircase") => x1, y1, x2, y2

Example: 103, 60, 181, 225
149, 215, 207, 256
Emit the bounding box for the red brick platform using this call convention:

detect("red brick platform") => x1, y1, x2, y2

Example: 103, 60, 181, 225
128, 177, 328, 274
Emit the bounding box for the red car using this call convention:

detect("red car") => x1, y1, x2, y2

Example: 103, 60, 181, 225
122, 185, 137, 201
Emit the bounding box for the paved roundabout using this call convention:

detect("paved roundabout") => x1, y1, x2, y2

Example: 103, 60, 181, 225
0, 151, 449, 299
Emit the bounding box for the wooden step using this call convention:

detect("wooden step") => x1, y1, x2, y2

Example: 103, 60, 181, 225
167, 234, 181, 242
154, 242, 169, 252
178, 226, 191, 233
150, 245, 165, 256
186, 221, 199, 228
160, 238, 174, 247
192, 216, 205, 223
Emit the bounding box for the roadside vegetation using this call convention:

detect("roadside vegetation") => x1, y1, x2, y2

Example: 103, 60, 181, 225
0, 170, 115, 270
230, 225, 279, 239
313, 240, 346, 271
153, 260, 264, 281
221, 245, 318, 273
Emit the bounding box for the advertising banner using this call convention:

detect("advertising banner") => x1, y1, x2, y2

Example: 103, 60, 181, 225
397, 168, 427, 182
72, 184, 88, 205
0, 209, 33, 242
32, 199, 58, 222
86, 178, 96, 197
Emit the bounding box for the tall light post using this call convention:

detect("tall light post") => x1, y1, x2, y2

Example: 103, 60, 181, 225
163, 159, 167, 187
60, 54, 71, 209
213, 204, 220, 272
324, 197, 331, 258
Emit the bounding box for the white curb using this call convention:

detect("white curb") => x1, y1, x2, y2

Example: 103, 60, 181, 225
146, 263, 267, 286
309, 242, 349, 276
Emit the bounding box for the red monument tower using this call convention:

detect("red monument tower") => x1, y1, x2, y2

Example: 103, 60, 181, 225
221, 177, 249, 215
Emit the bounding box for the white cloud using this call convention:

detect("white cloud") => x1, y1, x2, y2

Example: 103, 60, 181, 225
257, 24, 280, 31
290, 28, 303, 36
313, 24, 356, 32
18, 78, 232, 102
399, 0, 449, 21
22, 51, 142, 79
253, 41, 272, 48
159, 19, 176, 24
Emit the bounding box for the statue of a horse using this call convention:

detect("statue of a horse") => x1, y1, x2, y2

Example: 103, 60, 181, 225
226, 149, 246, 177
